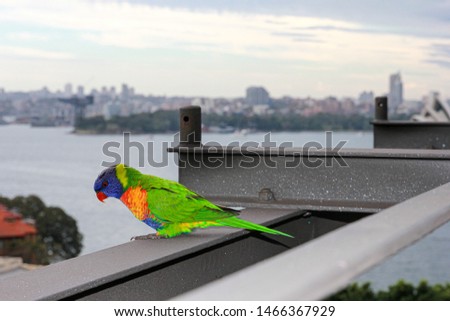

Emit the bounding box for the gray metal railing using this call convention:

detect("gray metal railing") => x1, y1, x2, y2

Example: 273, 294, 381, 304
174, 182, 450, 300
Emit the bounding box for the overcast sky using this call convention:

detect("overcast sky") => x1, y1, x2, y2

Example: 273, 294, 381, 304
0, 0, 449, 99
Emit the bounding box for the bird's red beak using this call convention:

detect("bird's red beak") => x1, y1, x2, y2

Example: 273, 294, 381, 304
96, 191, 107, 203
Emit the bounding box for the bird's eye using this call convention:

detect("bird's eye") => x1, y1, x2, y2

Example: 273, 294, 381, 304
102, 181, 108, 188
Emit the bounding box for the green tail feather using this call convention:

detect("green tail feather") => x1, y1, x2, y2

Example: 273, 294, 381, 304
217, 217, 293, 238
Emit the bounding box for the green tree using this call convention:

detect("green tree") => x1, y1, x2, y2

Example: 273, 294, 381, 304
34, 206, 83, 261
0, 195, 83, 264
3, 238, 49, 265
327, 282, 376, 301
327, 280, 450, 300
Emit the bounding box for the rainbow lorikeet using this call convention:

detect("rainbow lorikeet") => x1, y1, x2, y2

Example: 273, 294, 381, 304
94, 164, 292, 239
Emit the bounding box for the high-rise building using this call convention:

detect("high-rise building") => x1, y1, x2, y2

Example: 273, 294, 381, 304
358, 91, 374, 105
389, 72, 403, 111
246, 86, 270, 106
77, 85, 84, 97
64, 83, 73, 97
120, 84, 130, 100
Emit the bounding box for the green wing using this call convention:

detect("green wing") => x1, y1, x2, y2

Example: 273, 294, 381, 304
140, 174, 238, 223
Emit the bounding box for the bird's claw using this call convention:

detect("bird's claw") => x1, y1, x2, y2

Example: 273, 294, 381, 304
130, 234, 164, 241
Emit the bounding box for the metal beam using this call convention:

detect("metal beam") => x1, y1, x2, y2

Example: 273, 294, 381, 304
174, 182, 450, 300
373, 121, 450, 149
173, 146, 450, 213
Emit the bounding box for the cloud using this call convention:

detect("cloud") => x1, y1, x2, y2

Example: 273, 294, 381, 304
0, 45, 74, 60
0, 1, 353, 59
295, 25, 387, 35
1, 1, 449, 74
271, 31, 322, 43
107, 0, 450, 39
431, 43, 450, 56
6, 32, 49, 41
1, 0, 450, 97
426, 59, 450, 69
425, 43, 450, 69
1, 0, 431, 62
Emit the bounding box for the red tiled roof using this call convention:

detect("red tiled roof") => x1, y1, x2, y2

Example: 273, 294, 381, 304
0, 205, 37, 238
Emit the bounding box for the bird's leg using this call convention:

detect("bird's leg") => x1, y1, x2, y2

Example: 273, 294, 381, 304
130, 233, 165, 241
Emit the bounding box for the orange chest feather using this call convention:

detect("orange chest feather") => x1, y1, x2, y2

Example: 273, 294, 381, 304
120, 186, 149, 221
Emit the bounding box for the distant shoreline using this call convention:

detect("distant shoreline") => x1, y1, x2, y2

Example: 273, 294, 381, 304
73, 111, 385, 134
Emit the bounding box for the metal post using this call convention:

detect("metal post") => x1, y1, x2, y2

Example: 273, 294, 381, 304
179, 106, 202, 147
374, 96, 388, 121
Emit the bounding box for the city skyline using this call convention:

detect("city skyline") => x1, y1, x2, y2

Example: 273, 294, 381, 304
0, 1, 449, 99
0, 73, 415, 103
0, 72, 435, 109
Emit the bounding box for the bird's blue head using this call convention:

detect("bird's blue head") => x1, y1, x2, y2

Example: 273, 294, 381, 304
93, 166, 124, 202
